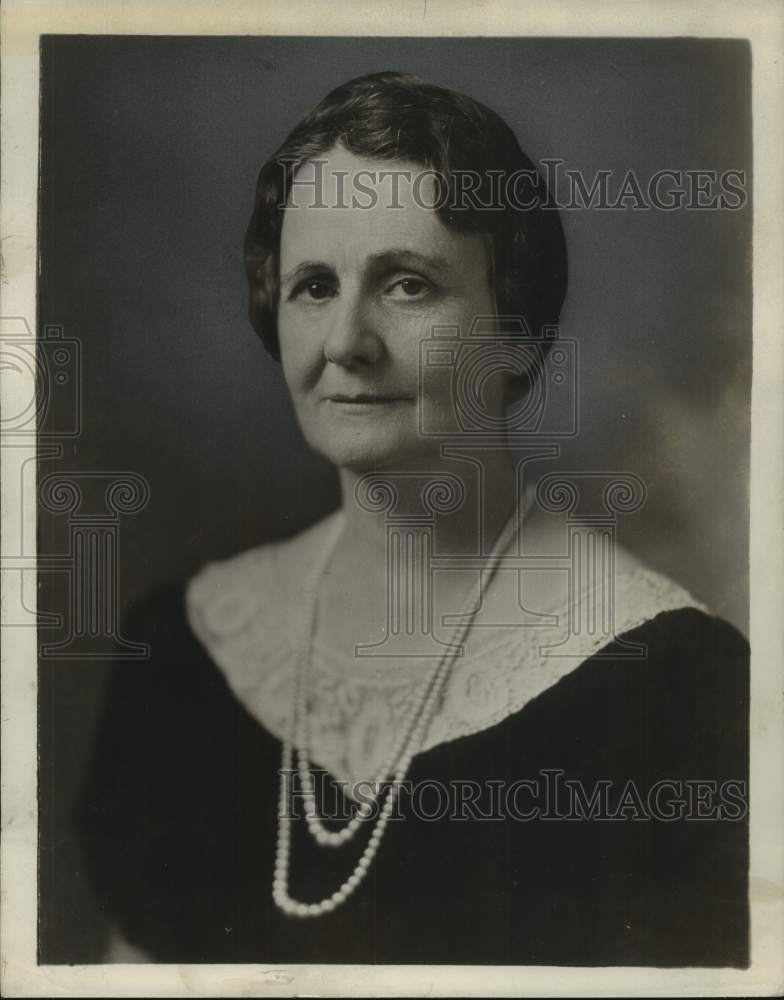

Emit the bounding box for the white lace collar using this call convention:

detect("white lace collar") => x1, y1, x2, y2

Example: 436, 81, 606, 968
185, 511, 707, 791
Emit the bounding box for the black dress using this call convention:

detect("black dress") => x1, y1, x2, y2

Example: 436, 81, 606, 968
76, 579, 749, 966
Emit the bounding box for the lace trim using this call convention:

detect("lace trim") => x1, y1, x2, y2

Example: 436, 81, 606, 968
185, 514, 707, 791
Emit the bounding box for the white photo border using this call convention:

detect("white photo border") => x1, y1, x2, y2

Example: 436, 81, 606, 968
1, 1, 782, 996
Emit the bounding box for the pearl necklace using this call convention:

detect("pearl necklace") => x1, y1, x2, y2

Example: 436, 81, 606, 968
273, 507, 522, 919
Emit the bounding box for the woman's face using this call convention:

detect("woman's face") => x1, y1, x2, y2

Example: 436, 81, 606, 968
277, 145, 499, 472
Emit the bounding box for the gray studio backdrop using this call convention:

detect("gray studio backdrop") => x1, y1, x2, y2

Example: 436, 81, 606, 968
37, 36, 751, 960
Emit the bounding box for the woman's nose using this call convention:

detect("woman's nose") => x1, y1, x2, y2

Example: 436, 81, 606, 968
323, 291, 384, 369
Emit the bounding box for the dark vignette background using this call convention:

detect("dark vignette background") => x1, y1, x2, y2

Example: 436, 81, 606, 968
37, 36, 751, 962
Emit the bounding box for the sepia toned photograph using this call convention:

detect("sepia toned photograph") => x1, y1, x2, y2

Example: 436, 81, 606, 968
2, 4, 783, 996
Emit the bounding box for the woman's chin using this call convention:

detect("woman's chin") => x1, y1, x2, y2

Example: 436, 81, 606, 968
307, 431, 437, 474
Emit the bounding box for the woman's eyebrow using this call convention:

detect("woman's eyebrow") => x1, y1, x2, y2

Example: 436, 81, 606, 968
366, 249, 452, 273
280, 249, 452, 288
280, 260, 333, 287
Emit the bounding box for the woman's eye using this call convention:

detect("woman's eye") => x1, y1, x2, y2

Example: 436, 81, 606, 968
302, 281, 335, 301
386, 276, 432, 299
288, 278, 336, 303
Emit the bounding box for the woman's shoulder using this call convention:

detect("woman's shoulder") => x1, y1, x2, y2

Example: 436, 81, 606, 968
184, 508, 342, 634
557, 603, 750, 716
583, 550, 750, 701
523, 544, 750, 742
175, 511, 343, 743
497, 601, 750, 787
425, 540, 745, 751
103, 512, 342, 720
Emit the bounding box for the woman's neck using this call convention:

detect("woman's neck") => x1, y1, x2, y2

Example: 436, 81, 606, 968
311, 452, 527, 662
335, 451, 520, 562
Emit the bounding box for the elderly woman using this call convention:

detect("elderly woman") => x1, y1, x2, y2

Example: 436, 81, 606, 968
78, 72, 749, 966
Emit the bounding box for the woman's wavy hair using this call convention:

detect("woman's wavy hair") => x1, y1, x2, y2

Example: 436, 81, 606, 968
244, 71, 568, 360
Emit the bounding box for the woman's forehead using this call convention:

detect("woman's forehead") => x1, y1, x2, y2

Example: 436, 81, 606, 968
281, 148, 483, 273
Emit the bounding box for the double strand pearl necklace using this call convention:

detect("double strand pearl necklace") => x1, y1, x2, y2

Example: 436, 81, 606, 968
273, 507, 521, 919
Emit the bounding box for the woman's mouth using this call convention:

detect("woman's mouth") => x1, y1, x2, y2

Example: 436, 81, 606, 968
325, 393, 409, 404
